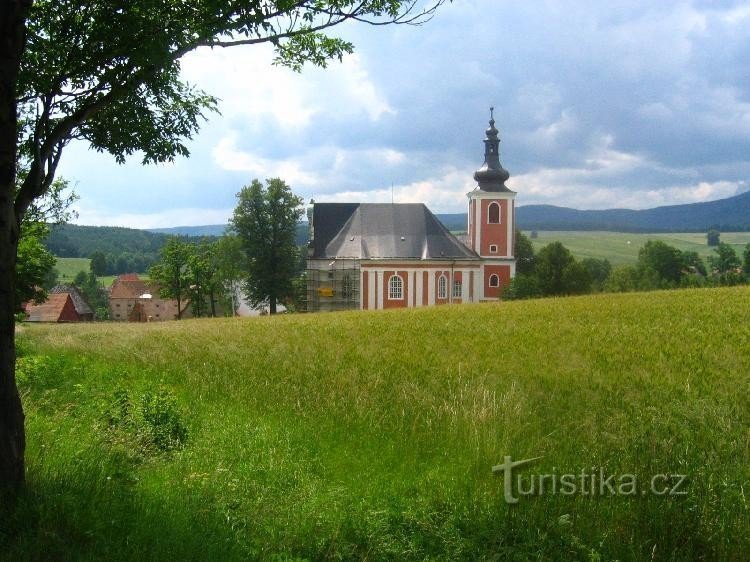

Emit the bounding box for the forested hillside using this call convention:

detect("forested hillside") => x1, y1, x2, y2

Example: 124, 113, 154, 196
44, 225, 206, 275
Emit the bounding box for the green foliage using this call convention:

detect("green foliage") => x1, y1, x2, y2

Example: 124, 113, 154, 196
149, 237, 194, 319
682, 250, 707, 276
231, 178, 303, 314
580, 257, 611, 290
514, 229, 535, 275
604, 264, 639, 292
707, 228, 720, 246
7, 288, 750, 559
15, 221, 57, 309
744, 243, 750, 275
104, 387, 188, 454
503, 273, 541, 300
89, 250, 107, 276
710, 242, 741, 274
535, 241, 591, 295
637, 240, 684, 285
73, 270, 110, 320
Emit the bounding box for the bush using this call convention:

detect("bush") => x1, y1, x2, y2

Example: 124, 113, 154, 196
104, 387, 188, 454
503, 274, 541, 300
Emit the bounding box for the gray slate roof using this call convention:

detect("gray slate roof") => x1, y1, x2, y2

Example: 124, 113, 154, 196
311, 203, 479, 260
50, 285, 94, 316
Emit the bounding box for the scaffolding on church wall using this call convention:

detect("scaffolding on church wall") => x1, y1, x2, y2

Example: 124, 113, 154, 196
306, 258, 361, 312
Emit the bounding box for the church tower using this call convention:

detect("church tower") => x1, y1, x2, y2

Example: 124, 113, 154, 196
467, 109, 516, 299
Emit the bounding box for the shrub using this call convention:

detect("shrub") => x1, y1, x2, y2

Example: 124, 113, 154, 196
104, 386, 188, 454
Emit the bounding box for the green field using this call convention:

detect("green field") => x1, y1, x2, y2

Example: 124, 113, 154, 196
53, 257, 139, 287
5, 288, 749, 560
526, 231, 750, 265
54, 256, 91, 283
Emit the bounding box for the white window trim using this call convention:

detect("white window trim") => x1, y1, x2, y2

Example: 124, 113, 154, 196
487, 201, 501, 224
489, 244, 498, 253
489, 274, 500, 288
437, 274, 448, 299
453, 279, 462, 298
388, 274, 404, 300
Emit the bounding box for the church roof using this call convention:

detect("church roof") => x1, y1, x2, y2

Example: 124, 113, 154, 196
310, 203, 479, 260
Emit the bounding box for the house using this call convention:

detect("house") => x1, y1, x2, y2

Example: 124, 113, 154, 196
306, 112, 517, 312
25, 293, 82, 322
108, 274, 182, 321
49, 285, 94, 321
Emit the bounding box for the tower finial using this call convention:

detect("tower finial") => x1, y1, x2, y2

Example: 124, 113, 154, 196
473, 112, 510, 191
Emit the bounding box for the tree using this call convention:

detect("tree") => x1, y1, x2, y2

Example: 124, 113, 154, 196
681, 251, 707, 277
89, 251, 107, 276
1, 0, 445, 486
637, 240, 683, 286
707, 229, 720, 247
15, 220, 56, 309
604, 265, 639, 293
231, 178, 303, 314
581, 257, 611, 291
148, 237, 194, 320
535, 242, 591, 296
514, 229, 535, 275
15, 176, 74, 308
213, 235, 246, 316
710, 242, 740, 275
504, 274, 541, 300
744, 243, 750, 276
73, 270, 109, 320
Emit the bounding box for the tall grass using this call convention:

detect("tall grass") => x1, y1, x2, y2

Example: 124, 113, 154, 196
3, 287, 749, 560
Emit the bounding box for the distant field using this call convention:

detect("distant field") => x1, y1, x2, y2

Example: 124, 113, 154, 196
6, 288, 749, 560
526, 231, 750, 264
53, 257, 142, 287
54, 257, 90, 283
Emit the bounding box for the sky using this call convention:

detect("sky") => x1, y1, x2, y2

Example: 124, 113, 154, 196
58, 0, 750, 228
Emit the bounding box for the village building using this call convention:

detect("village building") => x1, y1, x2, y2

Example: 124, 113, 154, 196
24, 285, 94, 323
306, 112, 517, 312
108, 274, 183, 321
49, 285, 94, 321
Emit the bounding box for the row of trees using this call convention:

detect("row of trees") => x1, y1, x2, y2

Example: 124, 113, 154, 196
147, 178, 304, 318
148, 236, 244, 319
89, 250, 158, 277
507, 233, 750, 299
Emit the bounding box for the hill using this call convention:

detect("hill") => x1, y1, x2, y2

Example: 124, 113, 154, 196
7, 288, 749, 560
133, 191, 750, 239
516, 190, 750, 232
147, 224, 228, 237
45, 224, 173, 258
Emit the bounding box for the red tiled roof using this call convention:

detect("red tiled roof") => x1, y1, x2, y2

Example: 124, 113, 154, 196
26, 293, 76, 322
110, 279, 149, 299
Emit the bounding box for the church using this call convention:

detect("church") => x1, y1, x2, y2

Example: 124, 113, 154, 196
306, 112, 517, 312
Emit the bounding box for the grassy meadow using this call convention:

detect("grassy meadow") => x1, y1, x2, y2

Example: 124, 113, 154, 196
3, 288, 750, 560
54, 256, 138, 287
526, 231, 750, 265
54, 256, 91, 284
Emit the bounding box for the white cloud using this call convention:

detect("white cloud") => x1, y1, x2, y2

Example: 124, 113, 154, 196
212, 134, 319, 186
73, 204, 233, 229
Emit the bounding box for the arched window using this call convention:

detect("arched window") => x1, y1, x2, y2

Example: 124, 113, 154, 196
388, 274, 403, 300
489, 274, 500, 288
437, 274, 448, 299
488, 202, 500, 224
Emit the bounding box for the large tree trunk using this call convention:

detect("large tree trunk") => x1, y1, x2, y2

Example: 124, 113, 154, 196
0, 0, 31, 489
